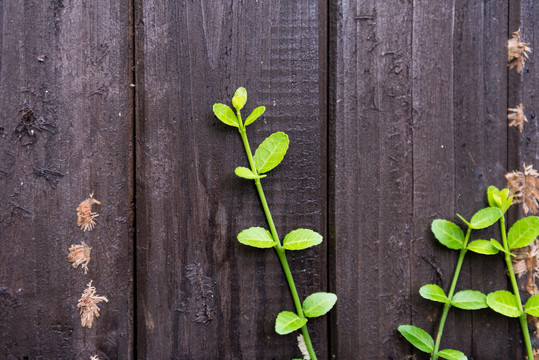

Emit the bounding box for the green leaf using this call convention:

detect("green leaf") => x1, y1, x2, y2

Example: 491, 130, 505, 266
469, 207, 502, 229
437, 349, 468, 360
419, 284, 449, 304
431, 219, 465, 250
275, 311, 307, 335
500, 188, 513, 213
397, 325, 434, 353
525, 294, 539, 316
466, 240, 499, 255
237, 227, 275, 248
490, 238, 506, 253
253, 132, 289, 174
244, 106, 266, 126
451, 290, 487, 310
232, 87, 247, 111
234, 167, 266, 180
507, 216, 539, 250
487, 186, 512, 214
213, 103, 238, 127
457, 214, 472, 228
302, 292, 338, 318
283, 229, 323, 250
486, 291, 522, 317
487, 186, 501, 208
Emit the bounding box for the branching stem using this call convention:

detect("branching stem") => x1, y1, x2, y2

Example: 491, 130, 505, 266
499, 216, 533, 360
431, 228, 471, 360
238, 124, 317, 360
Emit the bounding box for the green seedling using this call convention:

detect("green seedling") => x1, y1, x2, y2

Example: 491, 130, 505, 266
213, 87, 337, 360
484, 186, 539, 360
399, 206, 503, 360
400, 185, 539, 360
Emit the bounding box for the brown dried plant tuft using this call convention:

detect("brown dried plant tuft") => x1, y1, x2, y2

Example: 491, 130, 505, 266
508, 103, 528, 133
508, 28, 532, 73
77, 193, 101, 232
512, 240, 539, 294
77, 281, 108, 328
506, 163, 539, 214
513, 240, 539, 339
68, 242, 92, 274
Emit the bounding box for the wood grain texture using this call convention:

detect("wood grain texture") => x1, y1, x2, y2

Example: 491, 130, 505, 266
135, 0, 327, 358
509, 0, 539, 355
453, 1, 514, 358
0, 0, 134, 359
329, 0, 413, 358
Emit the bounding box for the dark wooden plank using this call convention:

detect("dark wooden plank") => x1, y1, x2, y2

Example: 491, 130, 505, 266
0, 1, 134, 359
453, 1, 514, 359
135, 1, 327, 358
329, 0, 414, 358
509, 0, 539, 355
410, 1, 457, 359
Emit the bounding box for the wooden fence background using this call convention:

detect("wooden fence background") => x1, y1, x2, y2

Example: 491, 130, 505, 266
0, 0, 537, 359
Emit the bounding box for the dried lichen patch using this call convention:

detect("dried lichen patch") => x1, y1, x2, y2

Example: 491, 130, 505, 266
506, 163, 539, 214
76, 193, 101, 232
68, 242, 92, 274
508, 28, 532, 73
508, 103, 528, 133
77, 281, 108, 328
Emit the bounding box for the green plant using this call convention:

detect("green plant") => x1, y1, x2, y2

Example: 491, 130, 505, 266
399, 186, 539, 360
399, 206, 502, 360
213, 87, 337, 360
484, 186, 539, 360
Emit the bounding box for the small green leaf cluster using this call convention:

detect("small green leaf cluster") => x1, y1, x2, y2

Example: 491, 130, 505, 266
399, 185, 539, 359
214, 88, 336, 359
276, 293, 338, 335
399, 206, 502, 359
213, 87, 266, 129
398, 325, 467, 360
482, 186, 539, 320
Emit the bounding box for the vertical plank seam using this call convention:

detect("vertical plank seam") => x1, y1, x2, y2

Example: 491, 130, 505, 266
409, 0, 415, 343
326, 0, 339, 356
321, 0, 332, 356
131, 0, 139, 357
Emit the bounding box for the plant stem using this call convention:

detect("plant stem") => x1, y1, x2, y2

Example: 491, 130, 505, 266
431, 228, 472, 360
238, 125, 318, 360
499, 216, 534, 360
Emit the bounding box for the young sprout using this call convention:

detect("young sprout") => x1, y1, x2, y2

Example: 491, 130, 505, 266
213, 88, 337, 359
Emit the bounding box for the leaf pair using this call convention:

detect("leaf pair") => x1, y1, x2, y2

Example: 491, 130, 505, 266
213, 88, 266, 128
398, 325, 467, 360
275, 293, 338, 335
420, 284, 487, 310
487, 291, 539, 318
235, 131, 290, 179
432, 208, 502, 251
237, 227, 323, 250
466, 216, 539, 253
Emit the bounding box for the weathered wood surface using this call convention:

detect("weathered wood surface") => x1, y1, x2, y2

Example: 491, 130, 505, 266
1, 0, 538, 359
330, 0, 533, 359
509, 0, 539, 354
134, 0, 327, 359
0, 0, 134, 359
329, 0, 414, 358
